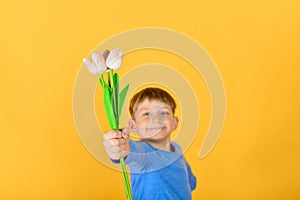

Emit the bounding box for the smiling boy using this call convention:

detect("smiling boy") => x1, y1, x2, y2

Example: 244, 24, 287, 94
103, 87, 196, 199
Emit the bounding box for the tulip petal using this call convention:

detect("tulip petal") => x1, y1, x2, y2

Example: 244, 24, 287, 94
96, 52, 106, 74
91, 52, 98, 65
82, 58, 98, 74
102, 50, 110, 60
106, 48, 123, 70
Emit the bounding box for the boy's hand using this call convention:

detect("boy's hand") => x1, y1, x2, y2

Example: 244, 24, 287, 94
103, 128, 130, 160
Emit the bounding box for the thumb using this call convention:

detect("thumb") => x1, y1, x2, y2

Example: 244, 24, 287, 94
121, 127, 130, 152
121, 127, 130, 139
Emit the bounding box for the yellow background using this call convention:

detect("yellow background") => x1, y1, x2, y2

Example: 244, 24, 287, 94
1, 0, 300, 199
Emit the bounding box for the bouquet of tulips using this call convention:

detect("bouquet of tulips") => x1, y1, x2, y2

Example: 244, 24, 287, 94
83, 47, 132, 200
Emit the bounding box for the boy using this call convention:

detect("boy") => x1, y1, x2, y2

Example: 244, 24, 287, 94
103, 87, 196, 199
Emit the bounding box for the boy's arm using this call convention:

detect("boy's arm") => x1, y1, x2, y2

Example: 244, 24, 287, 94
103, 128, 130, 161
103, 129, 146, 170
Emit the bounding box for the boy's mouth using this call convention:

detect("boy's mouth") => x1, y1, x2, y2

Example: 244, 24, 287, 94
143, 127, 165, 138
135, 123, 167, 138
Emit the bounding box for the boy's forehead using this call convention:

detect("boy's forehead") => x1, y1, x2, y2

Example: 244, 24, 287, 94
135, 98, 171, 111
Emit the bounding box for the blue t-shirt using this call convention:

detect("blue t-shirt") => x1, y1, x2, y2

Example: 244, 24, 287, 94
124, 140, 196, 200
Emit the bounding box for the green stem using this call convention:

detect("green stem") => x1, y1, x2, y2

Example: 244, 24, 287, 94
120, 157, 133, 200
109, 69, 133, 199
109, 69, 114, 88
109, 69, 117, 118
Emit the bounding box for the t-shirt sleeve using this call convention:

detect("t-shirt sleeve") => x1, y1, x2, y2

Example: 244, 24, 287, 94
124, 140, 147, 170
110, 140, 144, 165
186, 160, 197, 191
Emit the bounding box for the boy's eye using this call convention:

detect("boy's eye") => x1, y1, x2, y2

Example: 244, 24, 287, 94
161, 111, 170, 116
143, 112, 151, 117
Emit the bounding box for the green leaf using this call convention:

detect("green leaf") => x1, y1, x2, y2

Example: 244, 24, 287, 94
118, 84, 129, 120
111, 73, 119, 124
113, 73, 119, 88
107, 70, 112, 87
104, 86, 118, 129
111, 85, 119, 126
99, 75, 107, 89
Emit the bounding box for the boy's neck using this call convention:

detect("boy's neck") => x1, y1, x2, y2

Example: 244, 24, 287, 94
145, 138, 173, 152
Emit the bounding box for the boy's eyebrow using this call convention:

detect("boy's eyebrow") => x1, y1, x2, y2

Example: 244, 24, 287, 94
140, 107, 150, 110
139, 106, 171, 111
138, 108, 151, 112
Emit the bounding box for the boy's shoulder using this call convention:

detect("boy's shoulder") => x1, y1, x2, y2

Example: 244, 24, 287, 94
170, 141, 182, 153
129, 139, 182, 154
129, 140, 152, 152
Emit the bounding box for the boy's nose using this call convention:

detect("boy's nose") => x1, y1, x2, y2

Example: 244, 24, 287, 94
148, 105, 166, 125
151, 113, 163, 122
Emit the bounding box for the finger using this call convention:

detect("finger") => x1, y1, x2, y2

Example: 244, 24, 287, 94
118, 144, 126, 151
104, 130, 122, 139
120, 128, 130, 152
106, 147, 129, 160
121, 127, 130, 135
110, 153, 121, 160
103, 139, 124, 150
119, 148, 129, 157
108, 138, 126, 146
111, 152, 128, 160
104, 145, 120, 154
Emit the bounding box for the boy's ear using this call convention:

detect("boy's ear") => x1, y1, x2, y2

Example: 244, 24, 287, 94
173, 116, 179, 130
128, 119, 137, 132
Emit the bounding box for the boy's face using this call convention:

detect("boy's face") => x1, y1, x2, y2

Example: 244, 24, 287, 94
129, 98, 178, 142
